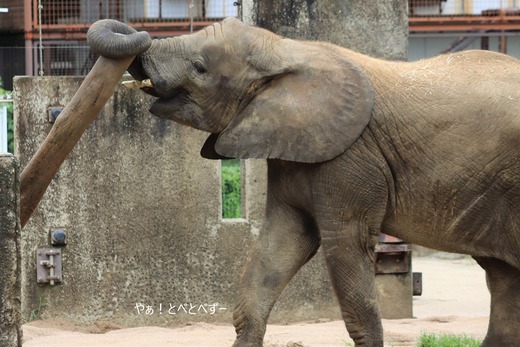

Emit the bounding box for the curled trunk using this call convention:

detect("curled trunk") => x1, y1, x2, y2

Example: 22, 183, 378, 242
87, 19, 152, 59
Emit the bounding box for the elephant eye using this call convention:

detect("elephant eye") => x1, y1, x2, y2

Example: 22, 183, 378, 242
192, 60, 207, 74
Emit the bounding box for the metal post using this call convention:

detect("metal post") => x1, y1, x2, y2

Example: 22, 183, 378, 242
38, 0, 44, 76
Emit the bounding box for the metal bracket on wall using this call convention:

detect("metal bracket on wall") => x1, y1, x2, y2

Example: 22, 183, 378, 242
36, 248, 63, 285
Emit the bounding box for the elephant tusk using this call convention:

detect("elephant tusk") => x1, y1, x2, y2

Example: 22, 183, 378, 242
122, 79, 153, 90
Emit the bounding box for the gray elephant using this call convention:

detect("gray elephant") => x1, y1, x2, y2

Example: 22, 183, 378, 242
87, 18, 520, 347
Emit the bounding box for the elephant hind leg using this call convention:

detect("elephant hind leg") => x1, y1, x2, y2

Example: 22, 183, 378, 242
473, 257, 520, 347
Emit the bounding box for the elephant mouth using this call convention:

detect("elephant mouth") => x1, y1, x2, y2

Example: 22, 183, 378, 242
123, 77, 189, 102
123, 77, 183, 100
122, 78, 162, 99
150, 95, 184, 113
123, 77, 206, 128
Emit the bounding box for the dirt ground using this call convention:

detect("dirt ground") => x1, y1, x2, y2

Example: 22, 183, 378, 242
23, 254, 490, 347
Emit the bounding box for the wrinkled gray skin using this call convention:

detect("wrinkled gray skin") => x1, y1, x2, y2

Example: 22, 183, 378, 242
88, 18, 520, 347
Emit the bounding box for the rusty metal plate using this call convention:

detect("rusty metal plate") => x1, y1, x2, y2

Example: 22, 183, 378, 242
36, 248, 63, 285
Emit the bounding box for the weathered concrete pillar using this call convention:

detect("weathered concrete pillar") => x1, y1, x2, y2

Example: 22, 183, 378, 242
0, 153, 22, 346
244, 0, 408, 60
242, 0, 412, 319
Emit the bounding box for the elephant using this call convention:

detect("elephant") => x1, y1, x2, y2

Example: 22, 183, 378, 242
87, 18, 520, 347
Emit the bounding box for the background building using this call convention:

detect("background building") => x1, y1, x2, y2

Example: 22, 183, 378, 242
0, 0, 238, 90
1, 1, 520, 90
409, 0, 520, 60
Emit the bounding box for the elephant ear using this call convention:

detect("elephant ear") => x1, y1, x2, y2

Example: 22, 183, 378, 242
208, 38, 375, 163
200, 133, 232, 160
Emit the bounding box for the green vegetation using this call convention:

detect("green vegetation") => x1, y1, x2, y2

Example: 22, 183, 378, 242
416, 332, 481, 347
0, 80, 13, 153
27, 295, 48, 322
221, 159, 241, 218
343, 333, 481, 347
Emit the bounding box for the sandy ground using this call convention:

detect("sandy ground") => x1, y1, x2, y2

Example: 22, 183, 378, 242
23, 255, 490, 347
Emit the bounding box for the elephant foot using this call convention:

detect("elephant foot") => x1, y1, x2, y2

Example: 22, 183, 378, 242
349, 334, 384, 347
232, 343, 261, 347
231, 336, 263, 347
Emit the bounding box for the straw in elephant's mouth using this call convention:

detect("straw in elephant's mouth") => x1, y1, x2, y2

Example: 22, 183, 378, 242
122, 79, 153, 90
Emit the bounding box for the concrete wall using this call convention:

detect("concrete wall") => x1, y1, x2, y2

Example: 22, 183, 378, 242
0, 154, 22, 346
244, 0, 408, 61
14, 77, 337, 326
14, 1, 409, 327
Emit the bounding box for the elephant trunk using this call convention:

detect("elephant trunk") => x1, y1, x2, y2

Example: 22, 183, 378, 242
87, 19, 152, 59
88, 19, 187, 97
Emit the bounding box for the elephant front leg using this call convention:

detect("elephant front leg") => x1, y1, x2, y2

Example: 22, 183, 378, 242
321, 228, 383, 346
232, 206, 320, 347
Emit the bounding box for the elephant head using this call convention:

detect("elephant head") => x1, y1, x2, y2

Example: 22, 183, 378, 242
88, 18, 374, 163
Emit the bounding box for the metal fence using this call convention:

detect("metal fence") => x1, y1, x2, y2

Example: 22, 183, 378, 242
36, 43, 93, 76
0, 0, 238, 31
0, 45, 93, 87
0, 0, 239, 85
34, 0, 238, 28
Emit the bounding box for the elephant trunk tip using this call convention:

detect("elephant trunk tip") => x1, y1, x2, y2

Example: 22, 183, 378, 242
87, 19, 152, 59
